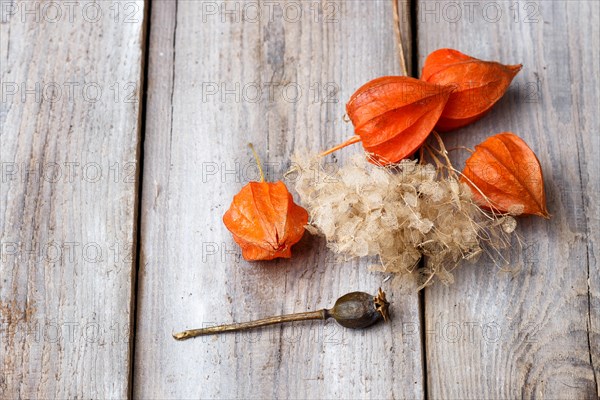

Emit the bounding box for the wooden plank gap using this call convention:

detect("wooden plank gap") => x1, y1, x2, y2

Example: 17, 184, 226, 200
129, 0, 153, 398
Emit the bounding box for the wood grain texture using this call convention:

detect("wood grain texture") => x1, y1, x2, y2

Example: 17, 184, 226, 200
417, 0, 599, 398
0, 1, 145, 397
134, 0, 424, 398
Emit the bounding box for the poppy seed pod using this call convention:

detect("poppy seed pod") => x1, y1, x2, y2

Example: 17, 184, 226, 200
327, 289, 390, 329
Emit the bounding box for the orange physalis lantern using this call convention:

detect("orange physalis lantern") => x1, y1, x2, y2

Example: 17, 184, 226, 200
322, 76, 454, 165
461, 132, 549, 218
421, 49, 522, 132
223, 145, 308, 261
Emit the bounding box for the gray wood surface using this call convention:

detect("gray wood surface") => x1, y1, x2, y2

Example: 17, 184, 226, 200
134, 0, 424, 398
417, 1, 599, 398
0, 1, 146, 398
2, 0, 598, 398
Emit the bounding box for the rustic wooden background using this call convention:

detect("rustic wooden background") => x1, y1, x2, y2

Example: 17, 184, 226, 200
1, 0, 598, 399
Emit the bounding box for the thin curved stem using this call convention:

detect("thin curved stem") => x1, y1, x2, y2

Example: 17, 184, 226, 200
248, 143, 265, 182
392, 0, 409, 77
319, 135, 361, 158
173, 309, 328, 340
446, 146, 475, 154
431, 132, 453, 166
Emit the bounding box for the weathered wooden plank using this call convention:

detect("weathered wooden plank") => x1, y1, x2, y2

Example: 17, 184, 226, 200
134, 1, 423, 398
417, 1, 599, 398
0, 1, 146, 397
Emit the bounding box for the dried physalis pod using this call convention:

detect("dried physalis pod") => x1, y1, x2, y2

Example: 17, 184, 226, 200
223, 144, 308, 260
173, 288, 390, 340
421, 48, 522, 132
461, 132, 549, 218
321, 76, 453, 165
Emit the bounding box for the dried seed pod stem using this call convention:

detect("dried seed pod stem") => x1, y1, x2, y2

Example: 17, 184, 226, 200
173, 310, 326, 340
173, 289, 389, 341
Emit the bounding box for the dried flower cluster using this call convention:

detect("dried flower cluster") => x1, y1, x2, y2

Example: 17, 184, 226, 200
290, 154, 517, 286
221, 49, 547, 281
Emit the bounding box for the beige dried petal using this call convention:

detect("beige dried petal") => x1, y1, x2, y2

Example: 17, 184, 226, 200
502, 216, 517, 233
403, 192, 418, 208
